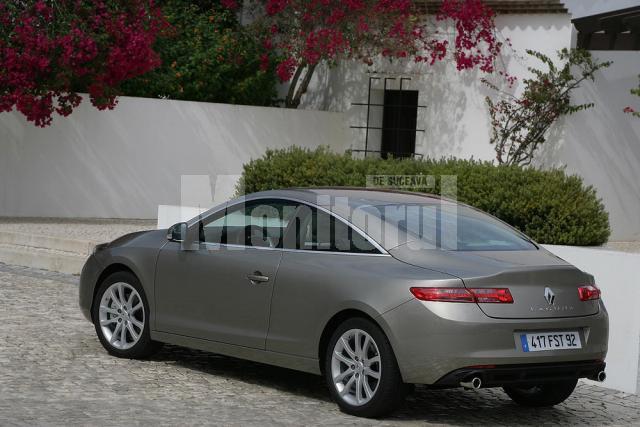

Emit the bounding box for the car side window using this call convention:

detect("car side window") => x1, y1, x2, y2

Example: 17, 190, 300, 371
201, 199, 299, 248
286, 205, 380, 254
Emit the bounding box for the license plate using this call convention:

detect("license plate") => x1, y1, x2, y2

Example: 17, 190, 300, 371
520, 331, 582, 352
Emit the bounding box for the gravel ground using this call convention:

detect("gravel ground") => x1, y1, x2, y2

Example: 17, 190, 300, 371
0, 262, 639, 426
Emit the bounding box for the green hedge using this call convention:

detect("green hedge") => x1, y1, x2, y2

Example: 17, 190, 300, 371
237, 146, 610, 246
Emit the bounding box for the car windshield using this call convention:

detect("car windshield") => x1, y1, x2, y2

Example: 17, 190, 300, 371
356, 203, 537, 251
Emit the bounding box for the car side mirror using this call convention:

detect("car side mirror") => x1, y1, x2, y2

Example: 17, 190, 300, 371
167, 222, 199, 251
167, 222, 186, 242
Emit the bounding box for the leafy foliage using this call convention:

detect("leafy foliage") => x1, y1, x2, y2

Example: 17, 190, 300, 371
223, 0, 502, 108
625, 77, 640, 117
238, 146, 611, 246
483, 49, 612, 166
0, 0, 168, 127
121, 1, 277, 105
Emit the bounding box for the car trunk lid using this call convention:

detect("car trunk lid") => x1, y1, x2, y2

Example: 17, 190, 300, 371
389, 244, 599, 319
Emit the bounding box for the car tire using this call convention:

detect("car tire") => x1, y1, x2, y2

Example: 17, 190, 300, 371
324, 317, 408, 418
503, 379, 578, 407
92, 271, 162, 359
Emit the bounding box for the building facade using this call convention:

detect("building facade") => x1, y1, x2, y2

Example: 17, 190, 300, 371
0, 0, 638, 241
288, 0, 640, 241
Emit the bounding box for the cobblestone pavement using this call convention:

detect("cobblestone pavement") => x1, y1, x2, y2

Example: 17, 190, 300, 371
1, 263, 639, 426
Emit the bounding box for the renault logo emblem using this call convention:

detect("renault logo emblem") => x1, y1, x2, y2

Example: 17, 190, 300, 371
544, 287, 556, 305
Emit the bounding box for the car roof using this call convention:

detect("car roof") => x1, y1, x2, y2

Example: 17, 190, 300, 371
243, 187, 449, 208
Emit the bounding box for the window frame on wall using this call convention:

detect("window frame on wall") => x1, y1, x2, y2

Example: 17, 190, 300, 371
349, 76, 426, 160
381, 89, 420, 159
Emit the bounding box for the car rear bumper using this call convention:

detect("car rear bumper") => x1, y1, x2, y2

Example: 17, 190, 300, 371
380, 299, 609, 385
433, 360, 606, 388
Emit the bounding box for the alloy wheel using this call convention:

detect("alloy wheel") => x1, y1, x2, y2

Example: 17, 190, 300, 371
331, 328, 382, 406
98, 282, 145, 350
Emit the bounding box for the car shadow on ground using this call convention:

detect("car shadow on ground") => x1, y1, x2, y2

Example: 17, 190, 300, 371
151, 344, 331, 402
151, 344, 584, 425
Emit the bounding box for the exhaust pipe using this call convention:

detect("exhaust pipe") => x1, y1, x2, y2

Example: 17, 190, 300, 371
460, 377, 482, 390
596, 371, 606, 382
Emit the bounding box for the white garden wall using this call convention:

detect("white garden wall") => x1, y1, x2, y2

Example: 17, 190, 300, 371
0, 97, 349, 219
544, 245, 640, 394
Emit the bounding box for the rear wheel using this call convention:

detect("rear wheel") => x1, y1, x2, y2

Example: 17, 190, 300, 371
92, 271, 162, 359
503, 379, 578, 407
324, 317, 408, 418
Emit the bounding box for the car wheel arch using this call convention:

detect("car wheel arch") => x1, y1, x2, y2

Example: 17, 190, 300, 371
317, 308, 398, 375
91, 263, 138, 315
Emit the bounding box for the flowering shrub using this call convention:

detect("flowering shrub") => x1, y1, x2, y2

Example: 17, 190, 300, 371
223, 0, 501, 107
121, 1, 277, 106
437, 0, 501, 72
0, 0, 168, 127
483, 49, 611, 166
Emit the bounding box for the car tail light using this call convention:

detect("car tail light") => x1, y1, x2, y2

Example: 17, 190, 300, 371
410, 287, 513, 304
410, 287, 475, 303
578, 285, 601, 301
469, 288, 514, 303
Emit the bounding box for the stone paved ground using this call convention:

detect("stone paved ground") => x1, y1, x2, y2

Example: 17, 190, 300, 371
1, 263, 639, 427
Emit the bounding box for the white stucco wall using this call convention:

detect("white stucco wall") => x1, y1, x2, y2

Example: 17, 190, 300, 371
544, 244, 640, 395
552, 1, 640, 241
0, 97, 349, 219
540, 51, 640, 241
296, 14, 573, 161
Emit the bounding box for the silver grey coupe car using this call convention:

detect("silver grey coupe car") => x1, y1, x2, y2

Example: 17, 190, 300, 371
79, 188, 608, 418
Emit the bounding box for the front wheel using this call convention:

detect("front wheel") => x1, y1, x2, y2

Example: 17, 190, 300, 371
324, 317, 408, 418
92, 271, 162, 359
503, 379, 578, 407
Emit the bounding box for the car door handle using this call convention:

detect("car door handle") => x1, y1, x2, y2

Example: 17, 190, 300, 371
247, 272, 269, 284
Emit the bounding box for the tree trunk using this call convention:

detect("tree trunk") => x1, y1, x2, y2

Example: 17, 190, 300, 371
285, 63, 317, 108
285, 64, 305, 108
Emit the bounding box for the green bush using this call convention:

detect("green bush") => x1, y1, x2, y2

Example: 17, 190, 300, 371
238, 146, 611, 246
121, 1, 277, 106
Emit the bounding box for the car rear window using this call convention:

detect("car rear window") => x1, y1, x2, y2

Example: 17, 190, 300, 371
358, 203, 537, 251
